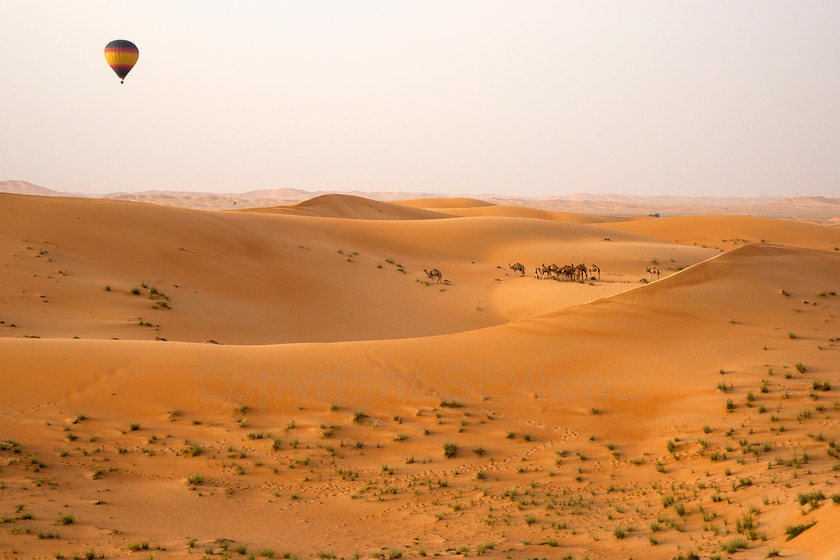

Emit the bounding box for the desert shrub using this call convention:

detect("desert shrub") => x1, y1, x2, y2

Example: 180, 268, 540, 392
186, 474, 204, 486
443, 442, 458, 458
0, 440, 22, 453
182, 441, 203, 456
785, 521, 816, 540
721, 537, 747, 553
797, 490, 825, 509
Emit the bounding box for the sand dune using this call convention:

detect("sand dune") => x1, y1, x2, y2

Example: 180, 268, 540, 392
491, 193, 840, 222
0, 193, 711, 344
246, 193, 454, 220
604, 214, 840, 252
0, 180, 69, 196
423, 204, 638, 224
394, 197, 643, 224
396, 197, 496, 209
1, 192, 838, 559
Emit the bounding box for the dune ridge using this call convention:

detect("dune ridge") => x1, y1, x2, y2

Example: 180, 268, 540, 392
247, 194, 455, 220
397, 202, 634, 224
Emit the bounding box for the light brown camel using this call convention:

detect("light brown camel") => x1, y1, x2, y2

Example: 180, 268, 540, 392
574, 263, 588, 282
587, 264, 601, 280
424, 268, 443, 284
645, 266, 660, 280
534, 266, 544, 279
508, 262, 525, 277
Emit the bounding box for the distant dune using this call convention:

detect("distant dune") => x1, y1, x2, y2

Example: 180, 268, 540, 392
0, 179, 69, 196
4, 180, 839, 221
416, 204, 634, 224
491, 193, 840, 222
396, 197, 496, 209
1, 189, 838, 560
246, 193, 454, 220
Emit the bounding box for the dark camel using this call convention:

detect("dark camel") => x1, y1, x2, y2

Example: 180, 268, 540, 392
424, 268, 443, 284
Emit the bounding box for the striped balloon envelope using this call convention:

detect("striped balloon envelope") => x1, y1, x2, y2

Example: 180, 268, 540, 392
104, 40, 139, 83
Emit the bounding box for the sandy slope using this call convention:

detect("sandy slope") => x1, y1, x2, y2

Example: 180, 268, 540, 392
1, 194, 839, 560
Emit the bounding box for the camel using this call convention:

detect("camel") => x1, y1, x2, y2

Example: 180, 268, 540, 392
534, 266, 544, 279
574, 263, 588, 282
587, 264, 601, 280
645, 266, 660, 280
508, 262, 525, 277
558, 264, 573, 281
423, 268, 443, 284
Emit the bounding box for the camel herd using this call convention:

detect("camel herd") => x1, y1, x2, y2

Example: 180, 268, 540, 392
511, 262, 600, 281
423, 263, 661, 285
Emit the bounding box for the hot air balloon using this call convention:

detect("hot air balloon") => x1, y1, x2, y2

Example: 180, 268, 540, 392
104, 40, 139, 83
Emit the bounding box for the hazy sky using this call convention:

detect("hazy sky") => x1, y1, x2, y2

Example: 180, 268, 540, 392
3, 1, 839, 197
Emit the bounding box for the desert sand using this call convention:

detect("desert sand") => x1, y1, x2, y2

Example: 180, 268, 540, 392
1, 192, 839, 560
